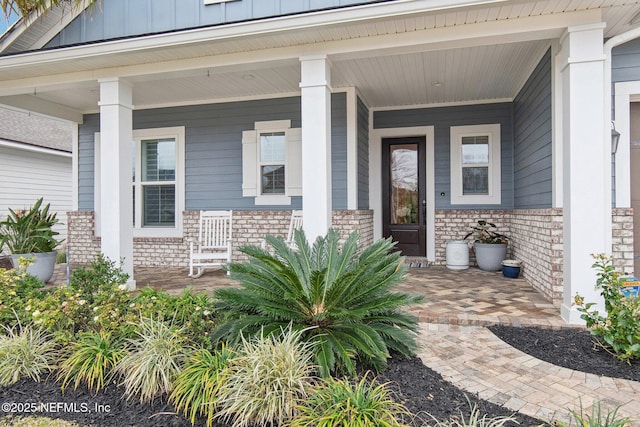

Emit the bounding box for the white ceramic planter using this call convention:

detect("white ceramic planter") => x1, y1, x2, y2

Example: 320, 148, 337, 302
10, 251, 57, 282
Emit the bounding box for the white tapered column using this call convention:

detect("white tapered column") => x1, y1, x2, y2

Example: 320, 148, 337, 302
300, 55, 332, 241
99, 78, 135, 289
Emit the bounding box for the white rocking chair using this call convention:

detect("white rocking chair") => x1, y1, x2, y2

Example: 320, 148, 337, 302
286, 210, 303, 249
188, 210, 233, 278
261, 210, 303, 250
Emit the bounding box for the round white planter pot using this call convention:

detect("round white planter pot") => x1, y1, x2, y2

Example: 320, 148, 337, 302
10, 251, 57, 282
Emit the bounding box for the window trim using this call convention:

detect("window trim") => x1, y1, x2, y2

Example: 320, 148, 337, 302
94, 126, 185, 238
450, 124, 501, 205
244, 120, 298, 206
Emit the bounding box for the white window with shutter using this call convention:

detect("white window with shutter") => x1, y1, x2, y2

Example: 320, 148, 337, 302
242, 120, 302, 205
450, 124, 501, 205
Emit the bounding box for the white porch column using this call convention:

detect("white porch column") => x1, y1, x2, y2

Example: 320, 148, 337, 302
98, 78, 135, 289
300, 55, 332, 241
559, 23, 608, 323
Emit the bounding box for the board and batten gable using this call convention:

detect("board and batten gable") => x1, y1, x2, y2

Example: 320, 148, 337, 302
78, 95, 349, 211
512, 48, 552, 209
373, 103, 514, 210
0, 145, 72, 243
357, 96, 370, 210
46, 0, 391, 48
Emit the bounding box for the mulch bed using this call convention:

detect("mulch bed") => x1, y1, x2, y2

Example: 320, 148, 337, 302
1, 326, 636, 426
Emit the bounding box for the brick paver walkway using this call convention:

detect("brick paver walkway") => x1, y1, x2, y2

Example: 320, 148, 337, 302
418, 323, 640, 425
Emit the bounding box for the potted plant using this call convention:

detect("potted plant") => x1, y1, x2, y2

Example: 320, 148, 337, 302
0, 198, 63, 282
464, 220, 508, 272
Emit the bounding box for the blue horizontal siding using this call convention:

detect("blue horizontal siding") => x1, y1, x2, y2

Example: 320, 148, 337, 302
46, 0, 395, 48
357, 96, 370, 210
512, 49, 552, 209
373, 103, 514, 210
78, 94, 348, 211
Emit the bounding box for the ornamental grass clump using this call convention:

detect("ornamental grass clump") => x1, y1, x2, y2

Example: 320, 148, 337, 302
169, 345, 233, 427
116, 317, 191, 403
556, 401, 630, 427
423, 398, 518, 427
59, 330, 125, 394
292, 373, 411, 427
214, 327, 315, 427
574, 254, 640, 362
0, 323, 59, 386
214, 228, 422, 377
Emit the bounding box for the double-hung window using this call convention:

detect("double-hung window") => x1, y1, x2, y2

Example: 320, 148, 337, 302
242, 120, 302, 205
450, 124, 501, 205
94, 126, 185, 237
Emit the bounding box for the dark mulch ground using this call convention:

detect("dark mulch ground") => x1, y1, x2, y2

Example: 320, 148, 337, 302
489, 325, 640, 382
1, 325, 636, 427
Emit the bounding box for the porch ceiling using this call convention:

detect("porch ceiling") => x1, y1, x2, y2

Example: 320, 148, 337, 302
0, 0, 639, 116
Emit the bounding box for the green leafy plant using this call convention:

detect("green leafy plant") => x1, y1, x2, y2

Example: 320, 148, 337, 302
0, 323, 59, 386
59, 330, 125, 393
135, 287, 218, 349
0, 261, 45, 327
292, 373, 411, 427
214, 229, 422, 377
116, 317, 191, 403
574, 254, 640, 361
215, 327, 315, 427
556, 401, 630, 427
464, 220, 508, 244
169, 345, 233, 427
0, 198, 63, 254
68, 253, 129, 299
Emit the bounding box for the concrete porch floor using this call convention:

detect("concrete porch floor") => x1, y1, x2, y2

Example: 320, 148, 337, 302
52, 263, 567, 328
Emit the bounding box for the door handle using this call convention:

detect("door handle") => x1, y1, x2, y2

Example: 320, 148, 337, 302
422, 199, 426, 225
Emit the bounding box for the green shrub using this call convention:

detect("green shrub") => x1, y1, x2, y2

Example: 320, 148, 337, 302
0, 324, 58, 386
116, 317, 191, 403
0, 263, 45, 327
68, 254, 129, 299
133, 287, 218, 349
214, 229, 422, 377
27, 255, 134, 344
59, 330, 125, 393
556, 401, 630, 427
215, 327, 315, 427
574, 254, 640, 361
0, 197, 63, 254
292, 373, 411, 427
169, 345, 233, 427
27, 287, 94, 344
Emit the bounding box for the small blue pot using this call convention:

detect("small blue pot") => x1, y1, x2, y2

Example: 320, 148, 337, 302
502, 265, 521, 279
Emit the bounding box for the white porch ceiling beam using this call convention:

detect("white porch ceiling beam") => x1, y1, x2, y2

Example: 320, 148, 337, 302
0, 94, 84, 123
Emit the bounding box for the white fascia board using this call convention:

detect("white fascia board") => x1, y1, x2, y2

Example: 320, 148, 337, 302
0, 138, 72, 157
0, 0, 510, 70
0, 6, 600, 98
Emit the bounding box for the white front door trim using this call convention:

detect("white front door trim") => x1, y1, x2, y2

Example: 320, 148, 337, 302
370, 125, 435, 262
613, 80, 640, 209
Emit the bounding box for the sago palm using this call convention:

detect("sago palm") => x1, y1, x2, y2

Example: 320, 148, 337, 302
1, 0, 97, 20
213, 229, 423, 377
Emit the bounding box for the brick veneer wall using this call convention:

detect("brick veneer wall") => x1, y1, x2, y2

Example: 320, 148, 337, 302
509, 209, 564, 306
612, 208, 634, 274
67, 210, 374, 267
